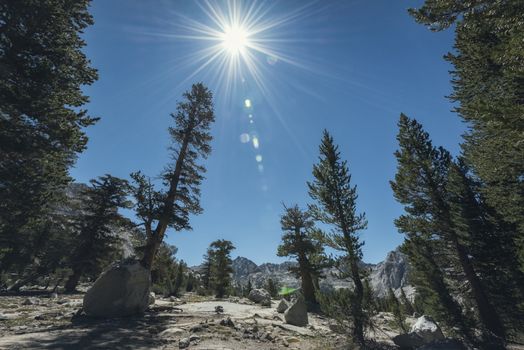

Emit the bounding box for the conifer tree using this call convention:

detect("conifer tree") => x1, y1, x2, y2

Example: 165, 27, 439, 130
266, 278, 279, 299
308, 130, 369, 345
399, 288, 414, 316
173, 261, 185, 297
387, 288, 408, 333
409, 0, 524, 273
391, 114, 505, 341
245, 279, 253, 297
277, 205, 324, 308
0, 0, 98, 275
209, 239, 235, 298
200, 248, 214, 291
130, 83, 215, 270
64, 175, 130, 292
151, 243, 178, 296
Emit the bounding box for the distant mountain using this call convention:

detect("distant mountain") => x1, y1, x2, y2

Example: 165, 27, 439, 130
227, 248, 412, 298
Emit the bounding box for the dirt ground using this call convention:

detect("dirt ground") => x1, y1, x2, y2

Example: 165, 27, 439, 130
0, 291, 401, 349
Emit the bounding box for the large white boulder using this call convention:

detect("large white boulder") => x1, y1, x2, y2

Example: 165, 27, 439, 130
393, 315, 444, 349
410, 315, 444, 342
83, 260, 150, 317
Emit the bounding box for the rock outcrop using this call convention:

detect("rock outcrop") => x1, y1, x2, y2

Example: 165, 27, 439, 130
284, 296, 308, 327
248, 288, 271, 306
83, 260, 150, 317
223, 248, 412, 298
392, 315, 445, 349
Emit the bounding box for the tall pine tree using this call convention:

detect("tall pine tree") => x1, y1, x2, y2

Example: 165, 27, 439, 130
308, 130, 369, 345
0, 0, 98, 275
130, 83, 215, 270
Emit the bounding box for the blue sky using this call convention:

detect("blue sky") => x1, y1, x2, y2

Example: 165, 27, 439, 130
72, 0, 463, 266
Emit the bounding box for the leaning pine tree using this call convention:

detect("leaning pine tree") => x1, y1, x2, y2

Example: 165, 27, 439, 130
130, 83, 215, 270
307, 130, 369, 345
391, 114, 505, 343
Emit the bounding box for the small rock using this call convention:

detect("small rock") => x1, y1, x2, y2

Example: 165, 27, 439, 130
149, 292, 156, 305
189, 334, 200, 342
179, 338, 190, 349
220, 317, 235, 328
22, 297, 37, 305
277, 299, 289, 313
286, 336, 300, 343
215, 305, 224, 314
190, 324, 204, 333
170, 296, 180, 302
159, 327, 185, 338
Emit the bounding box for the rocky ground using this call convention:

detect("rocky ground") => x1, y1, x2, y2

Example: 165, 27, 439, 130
0, 291, 405, 350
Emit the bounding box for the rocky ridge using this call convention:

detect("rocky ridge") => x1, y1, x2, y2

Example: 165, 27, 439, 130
227, 248, 412, 299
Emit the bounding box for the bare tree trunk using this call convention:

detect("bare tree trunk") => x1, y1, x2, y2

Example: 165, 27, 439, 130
452, 236, 505, 338
64, 268, 82, 293
141, 131, 192, 270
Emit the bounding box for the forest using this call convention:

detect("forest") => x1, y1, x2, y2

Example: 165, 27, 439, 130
0, 1, 523, 349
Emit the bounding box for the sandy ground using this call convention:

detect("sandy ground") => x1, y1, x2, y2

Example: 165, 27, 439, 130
0, 292, 400, 350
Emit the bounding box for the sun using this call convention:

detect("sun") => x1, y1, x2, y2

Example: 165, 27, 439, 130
221, 25, 249, 55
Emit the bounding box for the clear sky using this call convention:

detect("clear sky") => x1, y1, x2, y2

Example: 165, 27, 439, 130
72, 0, 464, 266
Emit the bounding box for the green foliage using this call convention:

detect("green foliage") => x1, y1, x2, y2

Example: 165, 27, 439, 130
0, 0, 98, 276
265, 278, 279, 298
317, 287, 375, 345
308, 130, 369, 345
410, 0, 524, 280
244, 279, 253, 297
64, 175, 131, 292
277, 204, 326, 307
387, 288, 408, 333
151, 244, 178, 296
278, 286, 298, 297
208, 239, 235, 298
132, 83, 216, 269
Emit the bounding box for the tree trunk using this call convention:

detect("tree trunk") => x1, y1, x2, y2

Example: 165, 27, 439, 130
452, 236, 505, 338
298, 260, 317, 309
64, 268, 82, 293
349, 257, 365, 346
141, 131, 192, 270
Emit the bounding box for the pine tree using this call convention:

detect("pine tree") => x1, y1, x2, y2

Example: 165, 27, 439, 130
387, 288, 408, 333
173, 261, 185, 297
64, 175, 130, 292
200, 248, 214, 291
0, 0, 98, 275
209, 240, 235, 298
277, 205, 325, 308
129, 83, 215, 270
391, 114, 506, 342
151, 243, 178, 296
245, 279, 253, 297
266, 278, 279, 299
409, 0, 524, 274
308, 130, 369, 345
399, 287, 414, 316
185, 272, 195, 292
